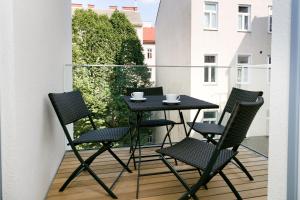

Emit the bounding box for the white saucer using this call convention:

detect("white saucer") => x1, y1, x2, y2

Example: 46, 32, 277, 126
130, 97, 147, 101
162, 100, 181, 104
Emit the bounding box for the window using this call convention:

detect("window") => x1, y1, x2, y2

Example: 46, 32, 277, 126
267, 55, 271, 83
238, 5, 251, 31
204, 55, 217, 83
147, 134, 153, 143
203, 111, 217, 124
237, 55, 251, 83
147, 48, 152, 59
267, 55, 271, 64
204, 2, 218, 29
268, 6, 272, 33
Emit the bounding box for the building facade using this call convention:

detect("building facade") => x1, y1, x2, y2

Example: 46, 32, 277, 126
156, 0, 272, 140
72, 4, 143, 42
143, 25, 156, 82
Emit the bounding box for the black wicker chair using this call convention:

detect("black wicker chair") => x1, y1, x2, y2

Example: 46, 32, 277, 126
126, 87, 176, 146
157, 96, 264, 200
126, 87, 178, 167
49, 91, 132, 199
187, 87, 263, 180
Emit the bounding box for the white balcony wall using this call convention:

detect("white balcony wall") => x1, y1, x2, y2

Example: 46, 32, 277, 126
268, 0, 291, 198
0, 0, 71, 199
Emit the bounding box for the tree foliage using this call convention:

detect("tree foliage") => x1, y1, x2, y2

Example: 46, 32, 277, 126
72, 9, 151, 148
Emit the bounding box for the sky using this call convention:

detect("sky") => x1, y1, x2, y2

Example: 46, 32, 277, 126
72, 0, 160, 25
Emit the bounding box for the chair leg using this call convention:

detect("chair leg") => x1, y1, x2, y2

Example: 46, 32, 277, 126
60, 145, 108, 192
107, 148, 132, 173
85, 145, 109, 166
219, 170, 242, 200
85, 165, 118, 199
167, 125, 178, 164
129, 128, 133, 153
129, 126, 135, 153
161, 124, 178, 165
206, 137, 253, 181
206, 135, 217, 145
161, 124, 174, 148
59, 163, 85, 192
131, 133, 139, 170
196, 169, 208, 190
233, 156, 254, 181
161, 155, 199, 200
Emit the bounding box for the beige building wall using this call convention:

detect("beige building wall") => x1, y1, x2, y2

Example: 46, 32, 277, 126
190, 0, 272, 137
156, 0, 271, 140
155, 0, 192, 142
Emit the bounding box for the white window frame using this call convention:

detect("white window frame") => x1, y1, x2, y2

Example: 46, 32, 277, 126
147, 48, 152, 59
203, 110, 218, 124
236, 54, 252, 84
203, 55, 217, 85
147, 134, 153, 143
238, 5, 251, 32
268, 6, 272, 33
204, 2, 218, 30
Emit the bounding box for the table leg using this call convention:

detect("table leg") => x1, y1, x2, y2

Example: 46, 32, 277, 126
187, 109, 201, 137
179, 110, 188, 137
136, 112, 143, 199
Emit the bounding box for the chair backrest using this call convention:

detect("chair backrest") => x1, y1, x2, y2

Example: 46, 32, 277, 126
126, 86, 163, 96
48, 91, 91, 126
219, 87, 263, 124
219, 96, 264, 150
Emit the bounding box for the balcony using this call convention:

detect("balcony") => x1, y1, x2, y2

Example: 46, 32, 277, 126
45, 65, 269, 199
1, 1, 296, 199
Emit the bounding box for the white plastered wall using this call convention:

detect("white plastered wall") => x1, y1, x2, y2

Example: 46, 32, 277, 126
155, 0, 192, 142
0, 0, 71, 199
268, 0, 291, 199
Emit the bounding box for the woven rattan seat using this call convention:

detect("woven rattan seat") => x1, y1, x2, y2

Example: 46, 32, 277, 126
187, 122, 224, 135
158, 97, 264, 200
157, 137, 235, 172
73, 127, 129, 145
140, 119, 174, 127
187, 87, 263, 182
49, 91, 131, 199
188, 87, 262, 138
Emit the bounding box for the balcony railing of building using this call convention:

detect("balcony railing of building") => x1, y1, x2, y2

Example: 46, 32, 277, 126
63, 64, 270, 156
46, 64, 270, 200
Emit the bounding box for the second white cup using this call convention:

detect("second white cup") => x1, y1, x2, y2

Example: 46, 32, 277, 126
166, 94, 180, 102
131, 92, 144, 99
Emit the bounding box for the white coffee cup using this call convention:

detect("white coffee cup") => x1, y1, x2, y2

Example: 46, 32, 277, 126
166, 94, 180, 102
131, 92, 144, 99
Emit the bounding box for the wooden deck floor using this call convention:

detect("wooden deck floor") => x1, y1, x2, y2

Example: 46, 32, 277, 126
47, 146, 268, 200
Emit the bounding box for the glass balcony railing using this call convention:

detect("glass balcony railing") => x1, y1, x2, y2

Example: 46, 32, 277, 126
64, 64, 270, 155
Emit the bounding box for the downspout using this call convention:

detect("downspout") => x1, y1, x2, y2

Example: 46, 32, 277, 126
287, 0, 300, 198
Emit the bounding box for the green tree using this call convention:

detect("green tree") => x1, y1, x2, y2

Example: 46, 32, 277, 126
72, 9, 151, 148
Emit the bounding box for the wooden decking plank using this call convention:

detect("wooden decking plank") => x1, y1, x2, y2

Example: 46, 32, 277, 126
46, 146, 268, 200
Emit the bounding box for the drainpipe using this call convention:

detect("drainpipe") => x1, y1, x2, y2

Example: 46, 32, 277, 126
287, 0, 300, 198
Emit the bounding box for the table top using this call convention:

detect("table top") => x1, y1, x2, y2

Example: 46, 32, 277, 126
123, 95, 219, 112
